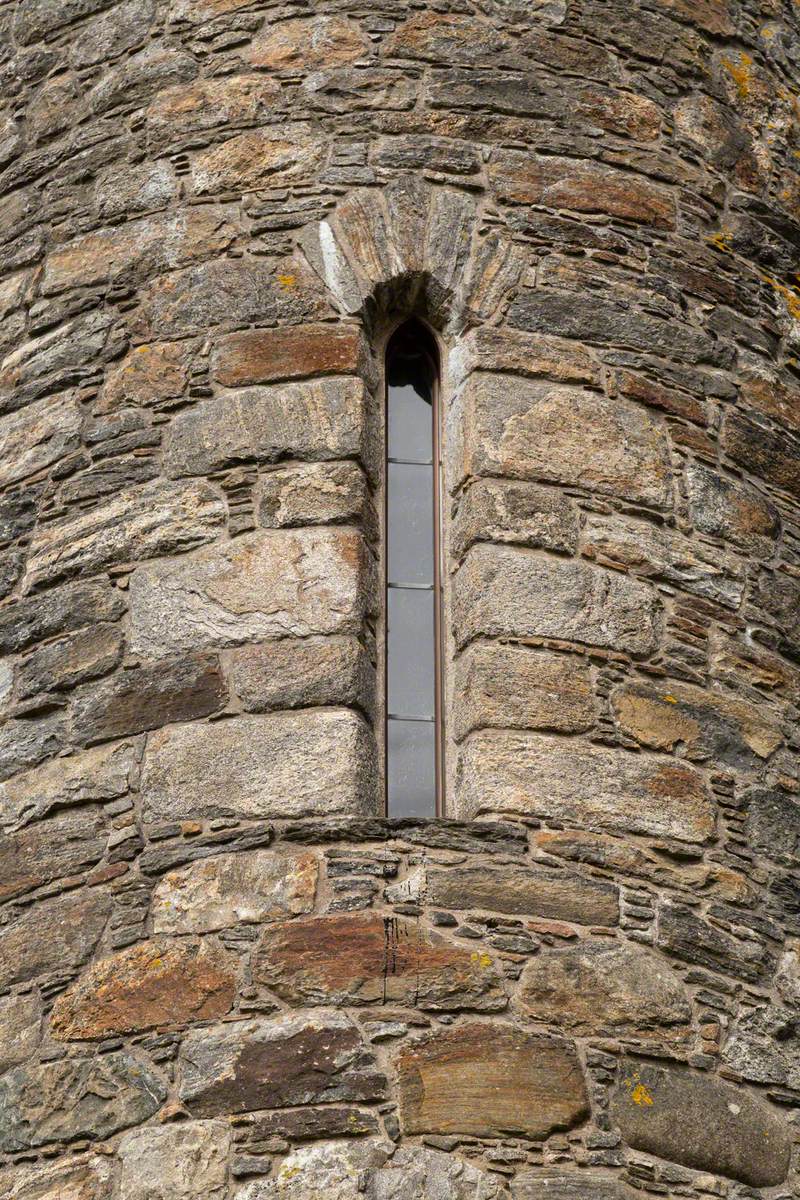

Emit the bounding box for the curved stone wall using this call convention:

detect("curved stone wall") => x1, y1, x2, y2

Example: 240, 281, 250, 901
0, 0, 799, 1196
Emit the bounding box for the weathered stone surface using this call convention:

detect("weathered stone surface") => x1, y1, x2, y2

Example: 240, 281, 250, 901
611, 1058, 791, 1187
230, 635, 372, 714
0, 392, 81, 488
451, 478, 579, 559
611, 681, 782, 767
141, 711, 376, 820
212, 323, 364, 388
397, 1022, 588, 1137
51, 938, 236, 1039
13, 0, 112, 43
97, 339, 194, 413
755, 568, 800, 655
236, 1139, 391, 1200
191, 125, 325, 195
118, 1121, 229, 1200
71, 652, 226, 745
458, 731, 714, 843
723, 410, 800, 501
710, 628, 800, 703
256, 461, 372, 531
129, 528, 366, 658
0, 739, 133, 829
0, 711, 65, 781
656, 901, 770, 981
247, 15, 369, 70
89, 46, 197, 114
449, 374, 671, 506
0, 1052, 166, 1152
0, 579, 126, 656
371, 1146, 503, 1200
146, 75, 280, 150
179, 1010, 388, 1115
453, 642, 595, 739
0, 1154, 112, 1200
153, 849, 318, 933
776, 942, 800, 1006
0, 312, 124, 411
582, 512, 744, 609
490, 151, 675, 228
686, 463, 780, 556
246, 1106, 380, 1143
453, 546, 660, 655
745, 788, 800, 864
512, 1171, 641, 1200
0, 991, 42, 1074
253, 913, 505, 1010
722, 1003, 800, 1088
425, 863, 619, 925
519, 941, 690, 1035
0, 889, 111, 990
164, 379, 367, 477
0, 807, 107, 900
25, 479, 226, 589
449, 328, 601, 390
16, 624, 123, 698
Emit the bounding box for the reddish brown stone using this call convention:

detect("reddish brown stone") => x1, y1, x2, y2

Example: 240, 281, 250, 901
253, 913, 505, 1011
51, 938, 237, 1040
616, 369, 707, 426
96, 340, 195, 414
211, 323, 365, 388
397, 1022, 588, 1137
246, 15, 369, 70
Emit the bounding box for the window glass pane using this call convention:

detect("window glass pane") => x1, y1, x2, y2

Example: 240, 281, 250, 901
387, 587, 434, 719
388, 382, 432, 462
388, 461, 434, 586
387, 719, 436, 817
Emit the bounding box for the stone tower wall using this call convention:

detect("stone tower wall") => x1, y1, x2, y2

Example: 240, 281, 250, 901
0, 1, 799, 1197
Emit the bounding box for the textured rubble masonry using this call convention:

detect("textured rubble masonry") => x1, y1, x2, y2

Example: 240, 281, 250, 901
1, 0, 800, 1197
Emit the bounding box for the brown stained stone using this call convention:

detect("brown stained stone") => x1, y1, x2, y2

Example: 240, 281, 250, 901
146, 75, 280, 149
453, 546, 661, 657
51, 938, 237, 1040
722, 410, 800, 502
489, 151, 675, 228
247, 15, 369, 70
211, 323, 364, 388
0, 889, 111, 991
253, 913, 506, 1011
686, 462, 780, 556
738, 367, 800, 436
616, 369, 707, 426
611, 1058, 791, 1187
191, 126, 325, 196
249, 1106, 380, 1141
229, 635, 372, 714
0, 807, 107, 901
451, 478, 579, 560
709, 629, 800, 704
397, 1022, 589, 1138
512, 1171, 641, 1200
453, 642, 595, 740
24, 479, 227, 590
425, 864, 619, 925
457, 731, 714, 844
153, 849, 318, 934
577, 85, 663, 141
519, 941, 691, 1036
0, 1153, 113, 1200
611, 681, 782, 768
256, 462, 372, 531
71, 653, 227, 746
17, 624, 124, 699
449, 373, 672, 507
179, 1010, 388, 1116
96, 340, 195, 414
0, 992, 42, 1075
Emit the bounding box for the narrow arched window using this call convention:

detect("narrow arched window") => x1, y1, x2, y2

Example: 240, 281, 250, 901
384, 319, 443, 818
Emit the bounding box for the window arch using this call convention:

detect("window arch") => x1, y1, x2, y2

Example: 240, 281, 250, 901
384, 319, 444, 818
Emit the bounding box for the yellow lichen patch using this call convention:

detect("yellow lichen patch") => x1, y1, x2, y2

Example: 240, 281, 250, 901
471, 951, 493, 969
662, 694, 678, 704
277, 273, 296, 289
721, 51, 754, 100
760, 272, 800, 320
632, 1082, 655, 1106
707, 228, 733, 254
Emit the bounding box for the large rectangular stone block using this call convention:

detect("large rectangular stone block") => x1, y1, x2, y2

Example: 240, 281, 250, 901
452, 544, 661, 656
457, 730, 715, 843
211, 323, 366, 388
141, 710, 377, 820
451, 477, 579, 559
447, 372, 672, 507
129, 528, 369, 658
164, 378, 368, 478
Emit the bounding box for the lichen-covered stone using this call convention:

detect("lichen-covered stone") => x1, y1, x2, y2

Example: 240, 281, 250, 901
397, 1022, 588, 1137
118, 1121, 229, 1200
253, 912, 505, 1010
153, 849, 318, 933
179, 1010, 388, 1115
235, 1139, 391, 1200
0, 1052, 165, 1152
129, 528, 368, 658
458, 731, 714, 843
453, 546, 661, 655
51, 938, 237, 1039
519, 941, 690, 1035
611, 1058, 791, 1187
141, 711, 376, 820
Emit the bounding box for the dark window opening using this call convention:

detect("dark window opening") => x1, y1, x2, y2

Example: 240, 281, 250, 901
384, 319, 443, 818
